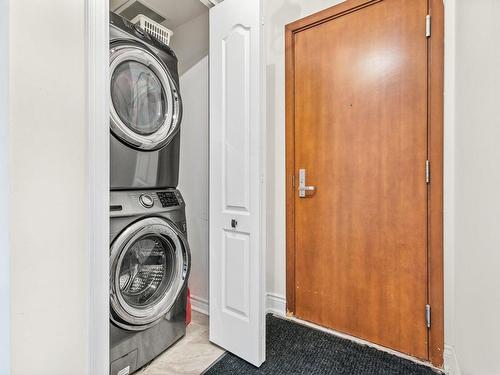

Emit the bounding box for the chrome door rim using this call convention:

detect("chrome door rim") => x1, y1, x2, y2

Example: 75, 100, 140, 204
109, 42, 182, 151
110, 217, 190, 330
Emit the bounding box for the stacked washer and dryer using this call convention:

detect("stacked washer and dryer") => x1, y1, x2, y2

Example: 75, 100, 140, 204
108, 12, 191, 375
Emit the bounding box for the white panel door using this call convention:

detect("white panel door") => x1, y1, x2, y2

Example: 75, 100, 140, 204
209, 0, 266, 367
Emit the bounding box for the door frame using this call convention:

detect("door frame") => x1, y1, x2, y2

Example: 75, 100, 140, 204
285, 0, 444, 367
0, 0, 10, 373
85, 0, 110, 374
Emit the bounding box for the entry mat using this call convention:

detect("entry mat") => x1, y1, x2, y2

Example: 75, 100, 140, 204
203, 314, 441, 375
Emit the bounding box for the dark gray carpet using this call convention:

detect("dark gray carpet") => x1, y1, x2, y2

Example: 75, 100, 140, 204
204, 315, 440, 375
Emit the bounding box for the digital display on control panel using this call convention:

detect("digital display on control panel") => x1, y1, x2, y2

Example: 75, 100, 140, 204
157, 192, 179, 208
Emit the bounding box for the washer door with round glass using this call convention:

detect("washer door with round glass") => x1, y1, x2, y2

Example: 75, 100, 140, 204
110, 217, 190, 330
110, 42, 182, 151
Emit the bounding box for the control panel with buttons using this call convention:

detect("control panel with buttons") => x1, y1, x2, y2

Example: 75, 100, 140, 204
157, 191, 180, 208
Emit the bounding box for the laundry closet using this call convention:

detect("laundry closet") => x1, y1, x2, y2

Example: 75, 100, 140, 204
107, 0, 267, 373
108, 1, 211, 373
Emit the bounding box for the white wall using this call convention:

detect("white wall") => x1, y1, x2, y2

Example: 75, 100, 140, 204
452, 1, 500, 374
178, 56, 210, 309
0, 0, 10, 373
444, 0, 460, 375
443, 0, 458, 372
170, 12, 209, 75
172, 12, 210, 310
9, 1, 88, 374
264, 0, 345, 305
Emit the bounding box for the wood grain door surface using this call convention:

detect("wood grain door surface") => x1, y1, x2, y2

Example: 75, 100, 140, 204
290, 0, 430, 360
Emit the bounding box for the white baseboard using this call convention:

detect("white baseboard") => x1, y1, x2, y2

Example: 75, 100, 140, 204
444, 345, 461, 375
266, 293, 286, 316
190, 293, 287, 317
190, 294, 209, 315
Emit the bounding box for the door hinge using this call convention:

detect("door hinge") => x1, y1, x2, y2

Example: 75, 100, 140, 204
292, 174, 295, 188
426, 15, 431, 37
426, 304, 431, 328
426, 160, 431, 183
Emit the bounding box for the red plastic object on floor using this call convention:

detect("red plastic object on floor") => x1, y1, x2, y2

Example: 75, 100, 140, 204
186, 288, 192, 325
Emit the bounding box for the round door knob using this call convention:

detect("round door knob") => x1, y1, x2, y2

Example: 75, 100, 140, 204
139, 194, 154, 208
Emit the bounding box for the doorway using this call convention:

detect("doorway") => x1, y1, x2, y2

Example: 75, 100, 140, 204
285, 0, 444, 366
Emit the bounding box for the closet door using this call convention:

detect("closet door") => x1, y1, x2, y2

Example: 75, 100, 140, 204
209, 0, 266, 367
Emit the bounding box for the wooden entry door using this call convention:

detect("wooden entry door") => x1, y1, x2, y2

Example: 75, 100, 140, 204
285, 0, 444, 363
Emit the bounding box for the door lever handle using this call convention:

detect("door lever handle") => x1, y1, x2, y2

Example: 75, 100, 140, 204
298, 169, 316, 198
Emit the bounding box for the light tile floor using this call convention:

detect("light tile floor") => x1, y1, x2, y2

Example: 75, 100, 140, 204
139, 311, 225, 375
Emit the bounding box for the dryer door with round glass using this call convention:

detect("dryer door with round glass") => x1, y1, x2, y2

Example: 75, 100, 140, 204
110, 42, 182, 151
110, 217, 190, 330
